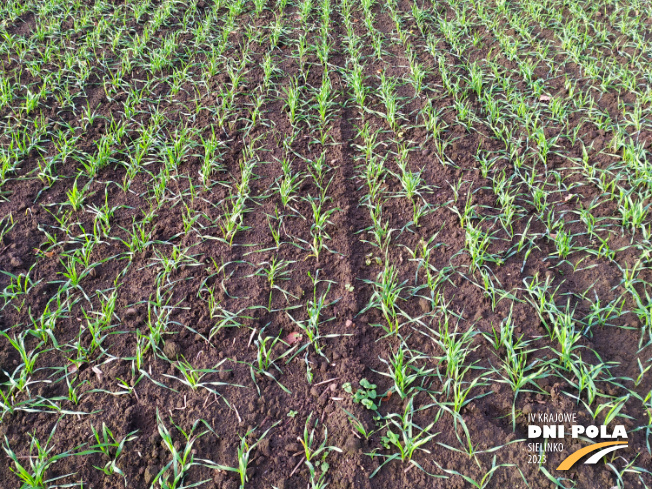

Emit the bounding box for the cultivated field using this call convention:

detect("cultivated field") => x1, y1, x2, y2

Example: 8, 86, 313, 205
1, 0, 652, 487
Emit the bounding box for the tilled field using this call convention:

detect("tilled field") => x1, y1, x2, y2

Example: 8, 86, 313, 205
1, 0, 652, 487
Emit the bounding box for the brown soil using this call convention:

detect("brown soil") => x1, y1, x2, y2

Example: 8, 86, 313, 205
1, 0, 651, 488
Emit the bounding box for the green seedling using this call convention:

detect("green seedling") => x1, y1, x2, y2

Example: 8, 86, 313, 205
342, 378, 378, 410
202, 423, 279, 489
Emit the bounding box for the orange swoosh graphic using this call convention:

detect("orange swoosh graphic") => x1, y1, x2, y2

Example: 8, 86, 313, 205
556, 441, 628, 470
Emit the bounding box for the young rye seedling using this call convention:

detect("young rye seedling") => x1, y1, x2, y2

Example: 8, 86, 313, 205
376, 342, 435, 400
360, 263, 408, 335
152, 411, 213, 489
4, 420, 83, 488
298, 413, 342, 487
286, 270, 341, 357
90, 423, 138, 481
370, 397, 441, 477
202, 423, 279, 489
